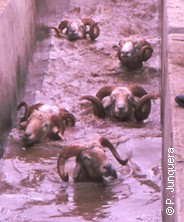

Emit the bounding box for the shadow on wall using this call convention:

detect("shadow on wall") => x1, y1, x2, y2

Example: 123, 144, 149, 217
0, 54, 30, 158
35, 0, 70, 24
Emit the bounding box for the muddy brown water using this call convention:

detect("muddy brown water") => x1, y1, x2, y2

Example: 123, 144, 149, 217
0, 1, 162, 221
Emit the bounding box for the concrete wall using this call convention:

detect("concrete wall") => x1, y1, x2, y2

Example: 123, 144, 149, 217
161, 0, 174, 221
163, 0, 184, 221
168, 1, 184, 221
0, 0, 36, 156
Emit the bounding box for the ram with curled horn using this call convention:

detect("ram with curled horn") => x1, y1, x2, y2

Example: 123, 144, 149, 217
80, 85, 159, 122
113, 39, 153, 70
49, 18, 100, 41
57, 137, 128, 183
17, 101, 76, 146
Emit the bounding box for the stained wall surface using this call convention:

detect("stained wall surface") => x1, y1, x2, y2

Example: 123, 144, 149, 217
0, 0, 36, 155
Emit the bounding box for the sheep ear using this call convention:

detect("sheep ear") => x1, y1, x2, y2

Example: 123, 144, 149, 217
51, 126, 64, 141
102, 96, 112, 109
112, 45, 119, 52
42, 123, 50, 131
19, 121, 28, 130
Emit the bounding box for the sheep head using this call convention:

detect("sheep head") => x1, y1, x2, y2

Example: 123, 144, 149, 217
80, 86, 134, 121
113, 40, 153, 70
17, 101, 43, 129
57, 137, 128, 183
80, 85, 158, 122
49, 19, 85, 40
50, 18, 100, 41
17, 102, 76, 146
21, 110, 62, 146
103, 87, 134, 120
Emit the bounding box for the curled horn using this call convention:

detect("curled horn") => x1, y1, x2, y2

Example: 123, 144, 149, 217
139, 42, 153, 61
96, 85, 115, 100
80, 95, 105, 118
99, 137, 128, 165
17, 101, 29, 121
82, 18, 95, 26
135, 93, 159, 121
49, 26, 62, 37
58, 20, 69, 32
57, 145, 84, 182
89, 22, 100, 40
82, 18, 100, 40
62, 113, 76, 127
130, 85, 148, 98
130, 85, 158, 121
59, 109, 76, 127
17, 102, 43, 122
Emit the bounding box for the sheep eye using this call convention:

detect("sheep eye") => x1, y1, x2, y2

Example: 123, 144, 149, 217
82, 155, 91, 164
43, 123, 50, 129
110, 95, 115, 101
128, 96, 136, 105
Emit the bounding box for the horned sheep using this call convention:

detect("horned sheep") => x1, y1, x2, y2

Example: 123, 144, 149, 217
57, 137, 128, 183
81, 85, 159, 122
113, 39, 153, 70
17, 101, 76, 146
50, 18, 100, 41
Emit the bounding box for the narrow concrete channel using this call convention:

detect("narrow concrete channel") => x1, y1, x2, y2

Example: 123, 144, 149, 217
0, 1, 162, 221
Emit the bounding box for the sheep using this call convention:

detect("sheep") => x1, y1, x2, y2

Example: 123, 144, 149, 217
57, 137, 128, 183
80, 85, 159, 122
17, 101, 76, 146
113, 39, 153, 70
49, 18, 100, 41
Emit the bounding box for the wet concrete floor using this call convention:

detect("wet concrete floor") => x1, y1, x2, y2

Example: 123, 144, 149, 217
0, 1, 162, 221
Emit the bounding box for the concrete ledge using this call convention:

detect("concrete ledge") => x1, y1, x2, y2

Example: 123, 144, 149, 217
168, 35, 184, 222
165, 0, 184, 221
